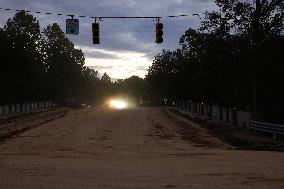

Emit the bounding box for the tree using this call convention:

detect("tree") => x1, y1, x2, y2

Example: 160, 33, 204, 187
201, 0, 284, 110
114, 76, 147, 103
0, 11, 46, 103
43, 23, 85, 101
0, 11, 102, 105
101, 72, 112, 83
201, 0, 284, 116
147, 0, 284, 123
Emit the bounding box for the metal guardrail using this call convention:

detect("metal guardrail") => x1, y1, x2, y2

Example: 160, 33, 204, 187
250, 120, 284, 139
175, 100, 284, 139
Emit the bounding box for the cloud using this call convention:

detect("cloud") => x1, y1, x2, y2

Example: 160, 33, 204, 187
81, 48, 121, 59
136, 66, 148, 71
83, 50, 153, 79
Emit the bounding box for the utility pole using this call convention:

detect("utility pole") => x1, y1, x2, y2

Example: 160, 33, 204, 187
252, 0, 261, 111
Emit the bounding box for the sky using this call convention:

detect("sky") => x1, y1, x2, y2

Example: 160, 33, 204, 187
0, 0, 217, 80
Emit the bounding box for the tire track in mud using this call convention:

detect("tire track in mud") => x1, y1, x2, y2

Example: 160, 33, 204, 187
0, 109, 68, 142
161, 108, 230, 149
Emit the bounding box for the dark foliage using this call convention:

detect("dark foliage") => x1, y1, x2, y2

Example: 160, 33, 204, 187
146, 0, 284, 123
0, 11, 100, 105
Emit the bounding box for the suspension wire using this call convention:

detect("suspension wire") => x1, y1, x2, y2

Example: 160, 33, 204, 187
0, 7, 201, 20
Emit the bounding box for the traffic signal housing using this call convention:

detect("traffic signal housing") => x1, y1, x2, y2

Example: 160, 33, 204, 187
92, 23, 100, 44
155, 23, 163, 44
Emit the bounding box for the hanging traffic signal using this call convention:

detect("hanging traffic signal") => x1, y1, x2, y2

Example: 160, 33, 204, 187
155, 22, 163, 44
92, 23, 100, 44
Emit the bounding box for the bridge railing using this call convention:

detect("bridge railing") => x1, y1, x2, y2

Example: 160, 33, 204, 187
250, 120, 284, 139
173, 100, 283, 139
0, 101, 55, 117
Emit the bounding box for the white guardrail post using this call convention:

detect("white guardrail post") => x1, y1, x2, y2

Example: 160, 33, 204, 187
0, 106, 3, 116
237, 111, 251, 128
10, 105, 15, 114
16, 104, 21, 113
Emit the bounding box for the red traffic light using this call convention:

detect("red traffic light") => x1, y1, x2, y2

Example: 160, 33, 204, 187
156, 23, 163, 29
92, 23, 100, 31
93, 38, 100, 44
156, 23, 163, 44
92, 23, 100, 44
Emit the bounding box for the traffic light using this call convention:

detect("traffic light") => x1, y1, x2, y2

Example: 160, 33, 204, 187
92, 23, 100, 44
155, 22, 163, 44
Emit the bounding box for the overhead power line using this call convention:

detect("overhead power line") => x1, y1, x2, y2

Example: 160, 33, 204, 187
0, 7, 201, 20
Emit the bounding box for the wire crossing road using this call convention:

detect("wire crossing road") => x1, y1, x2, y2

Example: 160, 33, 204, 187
0, 107, 283, 189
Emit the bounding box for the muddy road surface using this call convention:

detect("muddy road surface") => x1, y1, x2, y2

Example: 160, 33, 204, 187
0, 107, 283, 189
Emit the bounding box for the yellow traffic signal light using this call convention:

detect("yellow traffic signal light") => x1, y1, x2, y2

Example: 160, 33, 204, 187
92, 23, 100, 44
156, 23, 163, 44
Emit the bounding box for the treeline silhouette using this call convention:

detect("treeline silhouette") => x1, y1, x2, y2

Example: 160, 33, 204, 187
146, 0, 284, 123
0, 10, 158, 108
1, 1, 283, 124
0, 11, 150, 106
0, 11, 105, 105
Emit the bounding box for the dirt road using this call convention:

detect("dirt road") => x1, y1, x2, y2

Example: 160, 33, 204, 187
0, 107, 283, 189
